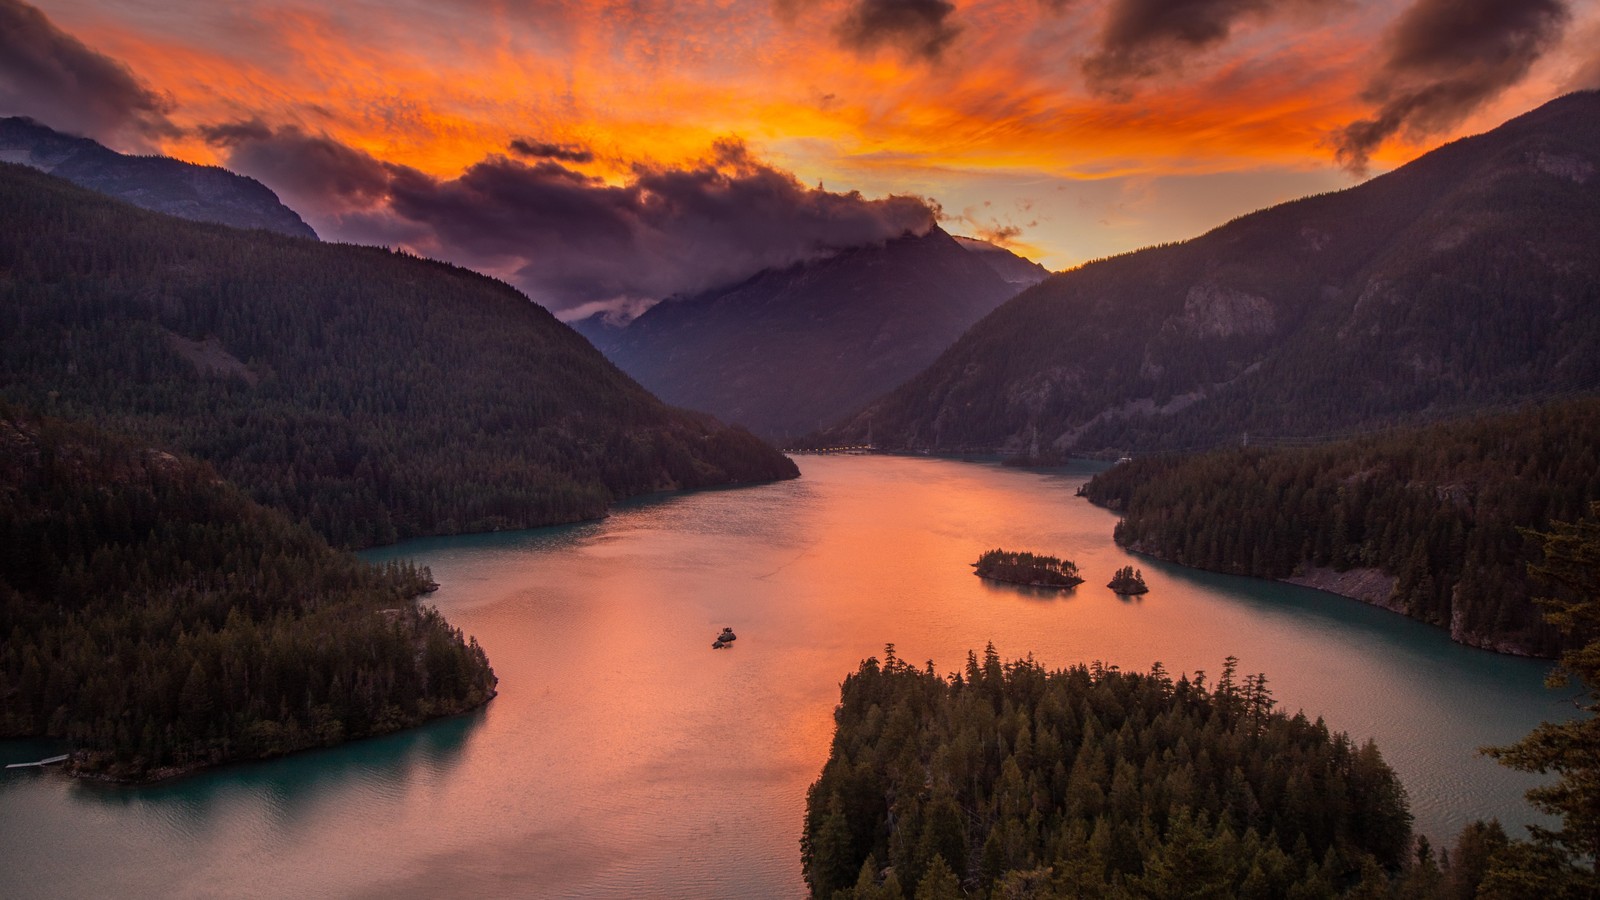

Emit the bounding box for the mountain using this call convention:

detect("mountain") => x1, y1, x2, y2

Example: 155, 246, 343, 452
822, 91, 1600, 455
0, 117, 317, 239
0, 403, 497, 780
0, 163, 796, 547
951, 234, 1050, 287
578, 226, 1033, 442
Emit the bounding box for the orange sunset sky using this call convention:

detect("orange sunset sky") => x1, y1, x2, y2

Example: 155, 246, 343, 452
5, 0, 1599, 316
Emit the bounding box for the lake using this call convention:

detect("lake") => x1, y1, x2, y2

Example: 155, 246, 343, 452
0, 455, 1562, 898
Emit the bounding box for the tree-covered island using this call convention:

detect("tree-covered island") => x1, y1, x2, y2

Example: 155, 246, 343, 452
973, 549, 1083, 589
1107, 566, 1148, 595
803, 646, 1414, 897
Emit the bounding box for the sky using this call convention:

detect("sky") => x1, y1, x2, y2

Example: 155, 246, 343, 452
3, 0, 1598, 318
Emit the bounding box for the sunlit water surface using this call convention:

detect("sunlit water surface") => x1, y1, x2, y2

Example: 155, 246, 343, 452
1, 455, 1561, 898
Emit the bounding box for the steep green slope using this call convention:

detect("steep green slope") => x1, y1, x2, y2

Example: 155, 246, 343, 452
824, 91, 1600, 455
0, 404, 496, 780
0, 163, 796, 547
1080, 400, 1600, 656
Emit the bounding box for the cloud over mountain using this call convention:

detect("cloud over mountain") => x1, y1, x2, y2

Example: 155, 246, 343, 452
0, 0, 172, 148
1334, 0, 1570, 174
205, 124, 936, 315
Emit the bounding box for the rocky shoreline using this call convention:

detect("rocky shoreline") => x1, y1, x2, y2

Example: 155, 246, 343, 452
1123, 542, 1551, 658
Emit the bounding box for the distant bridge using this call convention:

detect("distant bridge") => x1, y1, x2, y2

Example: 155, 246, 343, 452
5, 754, 68, 769
783, 444, 880, 455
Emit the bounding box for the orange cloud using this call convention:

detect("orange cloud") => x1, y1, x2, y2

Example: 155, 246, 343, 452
19, 0, 1600, 270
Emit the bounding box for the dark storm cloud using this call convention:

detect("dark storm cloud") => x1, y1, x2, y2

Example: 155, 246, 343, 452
204, 126, 936, 314
202, 121, 395, 206
0, 0, 173, 147
508, 138, 596, 164
1334, 0, 1570, 175
836, 0, 961, 62
1083, 0, 1319, 90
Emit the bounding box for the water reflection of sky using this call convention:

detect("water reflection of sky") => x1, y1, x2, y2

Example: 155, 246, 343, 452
0, 455, 1561, 899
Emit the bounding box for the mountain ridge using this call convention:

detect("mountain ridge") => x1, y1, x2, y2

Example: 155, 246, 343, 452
580, 225, 1034, 441
0, 116, 318, 240
0, 162, 796, 547
820, 90, 1600, 455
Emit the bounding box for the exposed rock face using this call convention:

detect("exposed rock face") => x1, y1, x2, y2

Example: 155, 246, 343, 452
1178, 285, 1276, 338
1283, 566, 1400, 613
0, 117, 317, 239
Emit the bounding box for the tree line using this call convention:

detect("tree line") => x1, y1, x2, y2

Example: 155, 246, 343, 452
1079, 399, 1600, 655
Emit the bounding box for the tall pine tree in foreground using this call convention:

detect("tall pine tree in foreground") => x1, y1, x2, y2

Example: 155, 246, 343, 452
1481, 503, 1600, 895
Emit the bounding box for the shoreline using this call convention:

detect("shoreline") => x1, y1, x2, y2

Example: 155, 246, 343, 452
975, 571, 1084, 591
23, 690, 499, 787
1116, 540, 1552, 659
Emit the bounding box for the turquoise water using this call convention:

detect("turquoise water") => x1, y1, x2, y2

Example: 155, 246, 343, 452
1, 455, 1561, 897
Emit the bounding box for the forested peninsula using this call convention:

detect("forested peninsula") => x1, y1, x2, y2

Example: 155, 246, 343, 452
0, 406, 497, 781
0, 163, 797, 549
1080, 400, 1600, 656
803, 647, 1416, 898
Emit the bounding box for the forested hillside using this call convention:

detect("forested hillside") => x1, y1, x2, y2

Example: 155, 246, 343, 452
822, 91, 1600, 456
0, 405, 497, 780
1080, 400, 1600, 655
0, 163, 797, 547
803, 647, 1415, 897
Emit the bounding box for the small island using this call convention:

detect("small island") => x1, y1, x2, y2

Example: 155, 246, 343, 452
1108, 565, 1149, 594
972, 548, 1083, 589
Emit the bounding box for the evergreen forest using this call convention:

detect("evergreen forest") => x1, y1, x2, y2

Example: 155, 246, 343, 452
802, 646, 1419, 898
0, 163, 797, 549
1079, 399, 1600, 655
973, 549, 1083, 588
0, 405, 497, 780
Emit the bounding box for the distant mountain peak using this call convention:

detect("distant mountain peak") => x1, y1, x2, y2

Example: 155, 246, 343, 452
950, 235, 1050, 287
578, 223, 1031, 441
0, 116, 317, 240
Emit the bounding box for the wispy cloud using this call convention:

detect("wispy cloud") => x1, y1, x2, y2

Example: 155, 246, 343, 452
1333, 0, 1571, 175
